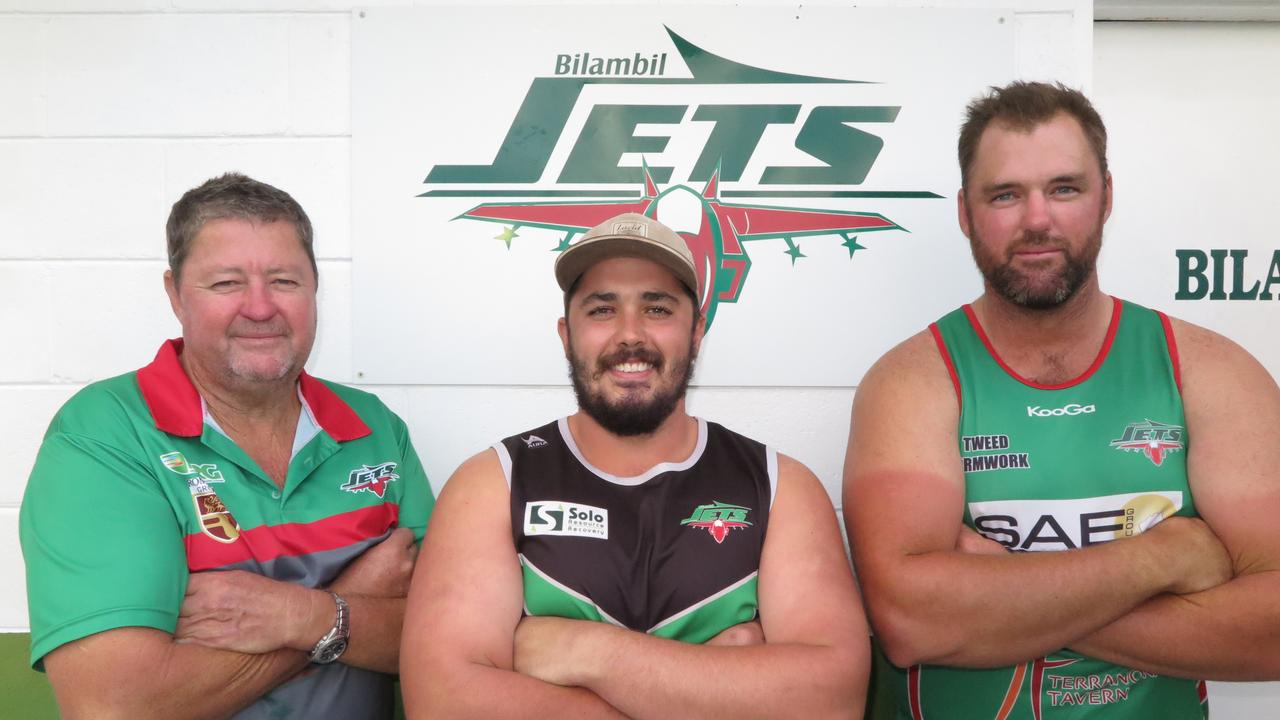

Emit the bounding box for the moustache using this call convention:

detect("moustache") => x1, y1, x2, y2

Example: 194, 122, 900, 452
1008, 230, 1068, 257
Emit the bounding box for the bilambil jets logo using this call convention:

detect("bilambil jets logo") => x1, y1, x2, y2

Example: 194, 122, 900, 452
421, 27, 936, 332
680, 500, 752, 544
1110, 419, 1184, 466
524, 501, 609, 539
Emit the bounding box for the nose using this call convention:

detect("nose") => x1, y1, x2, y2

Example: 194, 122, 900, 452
613, 307, 646, 346
1024, 192, 1052, 233
239, 279, 278, 322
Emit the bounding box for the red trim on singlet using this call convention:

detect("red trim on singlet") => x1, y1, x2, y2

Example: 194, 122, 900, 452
1157, 311, 1183, 392
908, 665, 925, 720
962, 297, 1123, 390
136, 339, 370, 440
185, 503, 399, 571
929, 323, 962, 406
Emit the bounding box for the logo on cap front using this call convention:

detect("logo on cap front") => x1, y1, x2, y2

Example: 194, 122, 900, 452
613, 221, 647, 236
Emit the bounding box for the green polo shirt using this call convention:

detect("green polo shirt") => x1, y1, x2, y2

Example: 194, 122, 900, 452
20, 339, 434, 719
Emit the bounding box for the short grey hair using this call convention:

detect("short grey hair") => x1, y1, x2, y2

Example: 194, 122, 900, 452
166, 172, 316, 283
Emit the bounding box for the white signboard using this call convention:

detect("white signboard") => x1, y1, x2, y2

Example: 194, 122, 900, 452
352, 5, 1015, 385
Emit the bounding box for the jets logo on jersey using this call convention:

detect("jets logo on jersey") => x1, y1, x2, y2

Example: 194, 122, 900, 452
1110, 419, 1184, 466
524, 501, 609, 539
342, 461, 399, 498
680, 501, 752, 544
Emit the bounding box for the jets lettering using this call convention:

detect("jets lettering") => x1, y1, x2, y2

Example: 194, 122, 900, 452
426, 80, 898, 186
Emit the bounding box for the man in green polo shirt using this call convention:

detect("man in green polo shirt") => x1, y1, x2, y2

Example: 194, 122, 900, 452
20, 173, 434, 719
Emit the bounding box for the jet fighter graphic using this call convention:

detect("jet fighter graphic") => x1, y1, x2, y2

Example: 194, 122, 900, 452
454, 163, 904, 330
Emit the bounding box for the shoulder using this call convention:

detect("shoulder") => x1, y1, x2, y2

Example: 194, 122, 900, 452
1164, 315, 1274, 387
858, 328, 958, 410
436, 448, 510, 506
1163, 315, 1279, 412
312, 377, 400, 418
42, 373, 151, 451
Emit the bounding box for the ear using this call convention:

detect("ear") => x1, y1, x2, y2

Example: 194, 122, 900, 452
164, 269, 183, 323
956, 189, 972, 239
1102, 171, 1113, 224
557, 316, 570, 355
691, 313, 706, 356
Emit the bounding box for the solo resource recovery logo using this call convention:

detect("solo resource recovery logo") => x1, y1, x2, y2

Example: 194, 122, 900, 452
420, 27, 938, 331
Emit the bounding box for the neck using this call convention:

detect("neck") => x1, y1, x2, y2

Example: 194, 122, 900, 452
971, 277, 1114, 383
566, 402, 699, 478
181, 355, 302, 432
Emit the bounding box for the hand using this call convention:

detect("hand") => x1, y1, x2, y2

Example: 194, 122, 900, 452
1144, 516, 1232, 595
175, 570, 318, 654
330, 527, 418, 598
706, 621, 764, 646
514, 616, 602, 687
955, 526, 1009, 555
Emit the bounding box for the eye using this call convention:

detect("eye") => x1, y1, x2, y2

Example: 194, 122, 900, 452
586, 305, 614, 317
272, 278, 301, 288
645, 305, 674, 317
1051, 185, 1080, 196
991, 191, 1016, 203
209, 279, 240, 291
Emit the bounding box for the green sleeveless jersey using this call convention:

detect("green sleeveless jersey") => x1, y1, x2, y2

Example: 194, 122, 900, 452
886, 298, 1206, 719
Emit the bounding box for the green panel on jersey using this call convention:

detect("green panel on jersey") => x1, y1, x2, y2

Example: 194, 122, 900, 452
649, 575, 758, 643
522, 558, 608, 623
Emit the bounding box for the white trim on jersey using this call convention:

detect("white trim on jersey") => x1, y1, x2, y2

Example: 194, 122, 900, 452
556, 416, 710, 486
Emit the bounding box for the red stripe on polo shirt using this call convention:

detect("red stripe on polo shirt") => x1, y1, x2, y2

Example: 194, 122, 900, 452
185, 503, 400, 571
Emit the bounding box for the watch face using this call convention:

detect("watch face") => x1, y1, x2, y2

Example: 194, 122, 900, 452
315, 638, 348, 665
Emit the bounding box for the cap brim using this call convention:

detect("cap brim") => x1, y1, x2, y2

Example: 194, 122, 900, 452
555, 236, 698, 296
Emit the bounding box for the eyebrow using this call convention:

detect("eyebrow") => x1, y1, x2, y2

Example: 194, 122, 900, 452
642, 291, 678, 303
980, 173, 1087, 195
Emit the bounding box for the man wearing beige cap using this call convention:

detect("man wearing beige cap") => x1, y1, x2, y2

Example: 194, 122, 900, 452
400, 212, 869, 718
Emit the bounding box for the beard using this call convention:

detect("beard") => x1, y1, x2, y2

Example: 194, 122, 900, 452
968, 210, 1103, 310
567, 339, 697, 437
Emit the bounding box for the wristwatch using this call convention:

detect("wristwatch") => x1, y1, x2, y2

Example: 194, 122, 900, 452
308, 591, 350, 664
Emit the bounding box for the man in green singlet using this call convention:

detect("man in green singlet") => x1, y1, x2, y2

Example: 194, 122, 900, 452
401, 213, 869, 718
844, 81, 1280, 718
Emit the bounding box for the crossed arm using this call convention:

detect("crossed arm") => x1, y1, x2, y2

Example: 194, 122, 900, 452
43, 528, 418, 720
1068, 319, 1280, 679
842, 329, 1237, 670
400, 450, 869, 719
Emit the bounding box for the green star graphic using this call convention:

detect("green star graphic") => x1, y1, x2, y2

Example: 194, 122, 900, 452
841, 233, 867, 258
494, 225, 519, 249
783, 238, 806, 266
553, 232, 576, 252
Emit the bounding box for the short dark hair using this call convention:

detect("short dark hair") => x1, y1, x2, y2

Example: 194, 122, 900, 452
563, 271, 703, 331
166, 172, 316, 283
958, 81, 1108, 188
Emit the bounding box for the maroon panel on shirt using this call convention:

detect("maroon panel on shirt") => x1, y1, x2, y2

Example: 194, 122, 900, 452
185, 503, 400, 571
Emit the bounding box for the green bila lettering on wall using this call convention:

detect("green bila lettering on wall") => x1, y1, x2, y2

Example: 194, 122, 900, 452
1175, 248, 1280, 300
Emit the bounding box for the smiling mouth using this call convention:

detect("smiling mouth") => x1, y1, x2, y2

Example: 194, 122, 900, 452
612, 361, 653, 373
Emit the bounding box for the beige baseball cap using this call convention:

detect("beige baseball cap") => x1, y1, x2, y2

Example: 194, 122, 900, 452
554, 212, 698, 296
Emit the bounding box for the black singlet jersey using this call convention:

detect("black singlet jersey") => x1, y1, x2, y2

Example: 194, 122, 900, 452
497, 417, 776, 643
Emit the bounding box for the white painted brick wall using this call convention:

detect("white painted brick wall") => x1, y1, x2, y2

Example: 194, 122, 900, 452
15, 2, 1276, 716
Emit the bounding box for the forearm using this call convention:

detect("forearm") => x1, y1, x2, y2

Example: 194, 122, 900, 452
868, 540, 1172, 668
340, 594, 405, 673
561, 624, 863, 720
1071, 570, 1280, 680
408, 659, 628, 719
48, 629, 307, 720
